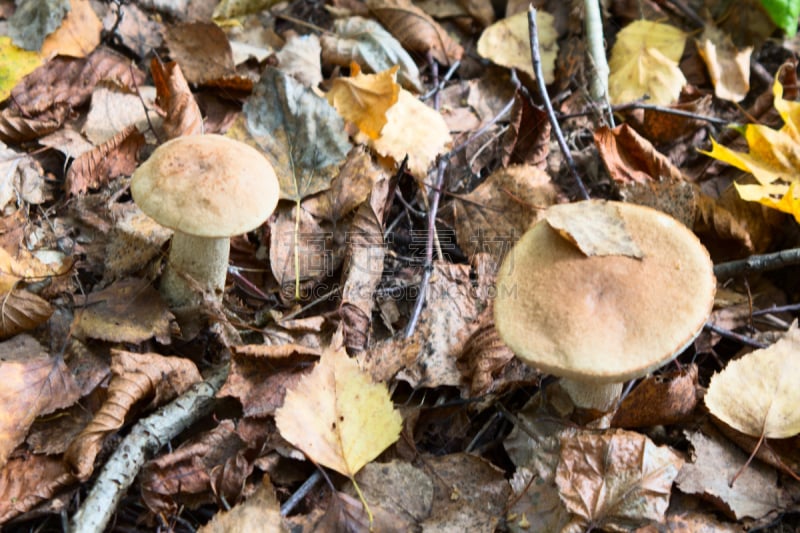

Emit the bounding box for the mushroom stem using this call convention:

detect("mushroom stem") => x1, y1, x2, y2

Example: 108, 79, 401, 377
559, 378, 623, 412
160, 232, 230, 307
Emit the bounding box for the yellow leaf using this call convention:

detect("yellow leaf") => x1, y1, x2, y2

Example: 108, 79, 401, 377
476, 10, 558, 83
705, 325, 800, 438
40, 0, 102, 58
274, 341, 402, 477
327, 65, 400, 139
0, 36, 42, 101
357, 89, 451, 179
608, 20, 687, 105
696, 25, 751, 103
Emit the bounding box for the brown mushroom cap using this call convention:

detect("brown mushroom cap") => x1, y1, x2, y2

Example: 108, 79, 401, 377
494, 200, 716, 384
131, 135, 279, 238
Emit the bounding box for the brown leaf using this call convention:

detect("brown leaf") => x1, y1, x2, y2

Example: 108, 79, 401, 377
634, 91, 712, 145
65, 350, 201, 480
0, 287, 53, 339
0, 335, 81, 470
9, 47, 145, 116
502, 91, 551, 167
367, 0, 464, 65
0, 454, 76, 524
452, 165, 557, 264
142, 420, 250, 515
0, 104, 70, 144
611, 364, 699, 428
350, 460, 433, 523
65, 125, 144, 196
268, 205, 333, 294
555, 428, 684, 530
71, 278, 174, 344
355, 334, 421, 383
219, 344, 319, 417
198, 477, 287, 533
150, 58, 205, 139
595, 124, 686, 185
164, 22, 236, 85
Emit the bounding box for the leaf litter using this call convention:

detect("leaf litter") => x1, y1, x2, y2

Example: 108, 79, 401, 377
0, 0, 800, 531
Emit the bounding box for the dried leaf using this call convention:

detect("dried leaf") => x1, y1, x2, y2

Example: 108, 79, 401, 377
545, 201, 644, 258
608, 20, 687, 105
320, 16, 423, 92
502, 91, 551, 167
239, 67, 351, 201
595, 124, 687, 185
268, 205, 332, 292
611, 364, 699, 428
6, 0, 69, 52
40, 0, 102, 58
0, 335, 80, 470
83, 82, 158, 145
705, 327, 800, 438
0, 286, 54, 339
327, 65, 400, 139
0, 36, 43, 101
65, 125, 145, 196
555, 428, 684, 530
276, 33, 323, 88
150, 59, 204, 138
198, 477, 287, 533
65, 350, 201, 480
164, 22, 235, 85
696, 25, 752, 103
477, 10, 558, 83
0, 454, 75, 524
367, 0, 463, 65
274, 339, 402, 477
0, 104, 70, 144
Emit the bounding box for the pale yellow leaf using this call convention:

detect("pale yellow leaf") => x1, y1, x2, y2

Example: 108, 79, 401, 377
274, 341, 402, 477
608, 20, 687, 105
705, 326, 800, 438
476, 10, 557, 83
544, 201, 643, 258
327, 65, 400, 139
696, 25, 751, 103
357, 89, 451, 178
40, 0, 102, 58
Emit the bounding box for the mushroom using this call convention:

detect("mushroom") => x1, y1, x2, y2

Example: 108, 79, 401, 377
493, 200, 716, 412
131, 134, 280, 308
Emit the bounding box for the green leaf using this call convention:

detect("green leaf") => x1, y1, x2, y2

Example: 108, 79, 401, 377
760, 0, 800, 36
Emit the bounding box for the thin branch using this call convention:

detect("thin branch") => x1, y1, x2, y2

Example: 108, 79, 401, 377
704, 322, 768, 349
70, 366, 229, 533
611, 101, 730, 125
527, 7, 590, 200
714, 247, 800, 279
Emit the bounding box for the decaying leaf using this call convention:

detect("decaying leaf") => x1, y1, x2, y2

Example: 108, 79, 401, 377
164, 22, 236, 85
6, 0, 69, 52
477, 10, 557, 83
65, 350, 201, 480
83, 83, 158, 145
65, 125, 144, 196
611, 364, 699, 428
696, 25, 752, 103
608, 20, 687, 105
366, 0, 463, 65
0, 335, 80, 470
0, 286, 54, 339
276, 33, 323, 88
705, 326, 800, 438
40, 0, 102, 58
198, 477, 287, 533
327, 65, 400, 140
545, 201, 644, 258
320, 16, 423, 92
595, 124, 687, 186
151, 58, 204, 139
274, 337, 402, 477
0, 36, 42, 102
0, 454, 75, 524
555, 428, 684, 530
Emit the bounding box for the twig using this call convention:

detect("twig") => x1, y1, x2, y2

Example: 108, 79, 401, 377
704, 322, 768, 349
611, 101, 730, 125
280, 470, 322, 516
583, 0, 612, 126
421, 61, 461, 101
70, 365, 229, 533
713, 247, 800, 279
527, 7, 590, 200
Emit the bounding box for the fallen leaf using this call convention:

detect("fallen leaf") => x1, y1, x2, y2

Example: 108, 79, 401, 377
555, 428, 684, 530
6, 0, 69, 52
83, 83, 159, 145
0, 104, 70, 144
327, 64, 400, 139
0, 286, 54, 339
350, 460, 433, 523
150, 59, 204, 138
102, 203, 173, 283
274, 338, 402, 477
608, 20, 687, 105
595, 124, 687, 186
164, 22, 235, 85
696, 25, 752, 103
276, 33, 323, 88
0, 335, 80, 470
366, 0, 464, 65
320, 16, 423, 92
0, 454, 75, 524
477, 10, 558, 83
358, 88, 451, 178
198, 477, 287, 533
611, 364, 699, 428
65, 125, 144, 196
545, 201, 644, 258
40, 0, 102, 58
65, 350, 201, 480
502, 91, 551, 167
0, 36, 42, 102
676, 427, 792, 519
705, 326, 800, 438
268, 205, 334, 293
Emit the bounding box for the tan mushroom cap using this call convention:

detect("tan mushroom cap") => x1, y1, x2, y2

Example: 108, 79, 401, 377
131, 135, 279, 238
494, 200, 716, 384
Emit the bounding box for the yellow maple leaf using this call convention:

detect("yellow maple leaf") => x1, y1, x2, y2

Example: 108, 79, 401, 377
476, 10, 558, 84
701, 75, 800, 222
705, 325, 800, 438
608, 20, 687, 105
327, 64, 400, 140
274, 340, 402, 477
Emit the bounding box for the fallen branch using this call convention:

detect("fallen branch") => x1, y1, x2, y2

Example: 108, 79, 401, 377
70, 365, 229, 533
713, 247, 800, 279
